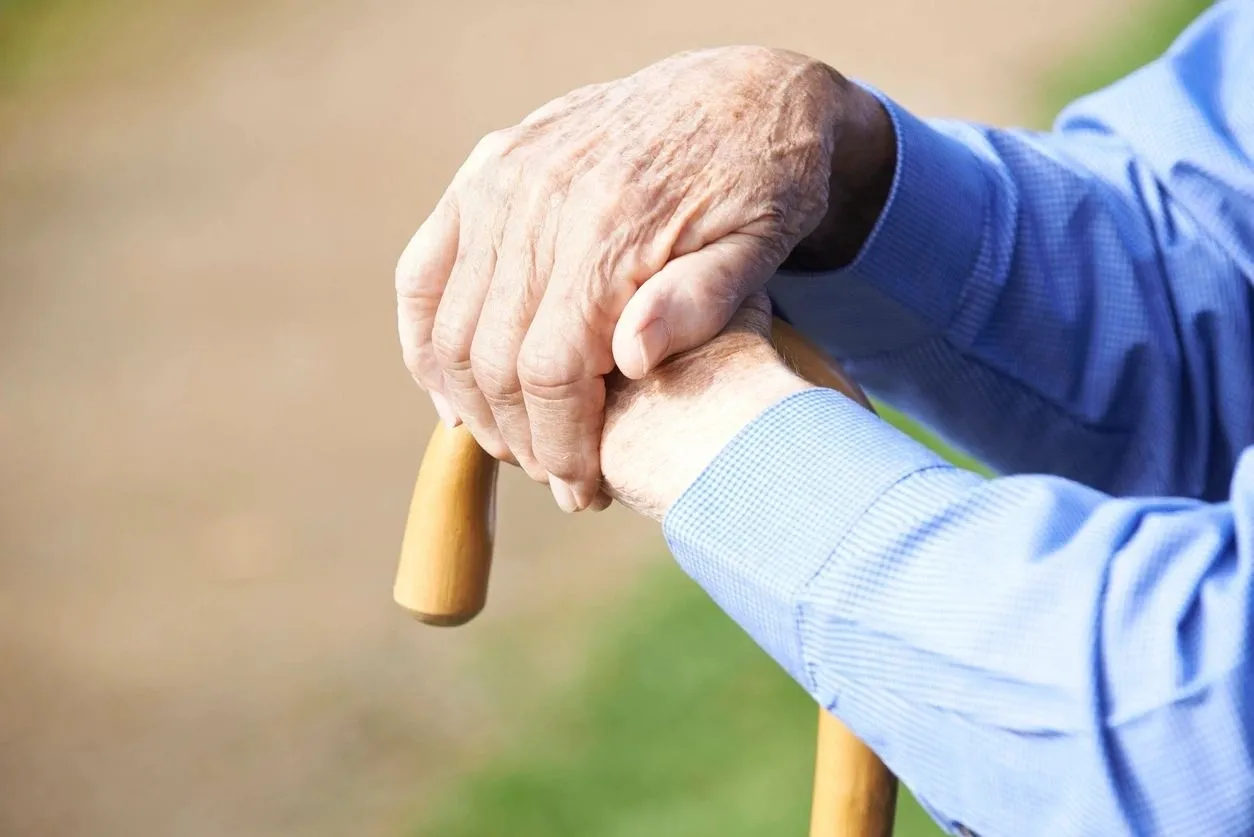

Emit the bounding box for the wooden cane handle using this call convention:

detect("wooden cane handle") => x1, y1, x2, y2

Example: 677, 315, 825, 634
393, 420, 499, 625
393, 316, 897, 835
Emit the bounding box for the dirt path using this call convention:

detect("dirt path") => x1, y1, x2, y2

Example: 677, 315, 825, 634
0, 0, 1131, 834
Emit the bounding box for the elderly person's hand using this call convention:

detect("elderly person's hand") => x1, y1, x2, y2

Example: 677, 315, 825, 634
396, 45, 893, 511
599, 293, 810, 521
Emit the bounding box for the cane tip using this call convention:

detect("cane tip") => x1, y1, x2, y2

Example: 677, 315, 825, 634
403, 607, 481, 627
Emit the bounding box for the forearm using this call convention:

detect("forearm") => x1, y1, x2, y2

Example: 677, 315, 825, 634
657, 387, 1254, 836
774, 1, 1254, 498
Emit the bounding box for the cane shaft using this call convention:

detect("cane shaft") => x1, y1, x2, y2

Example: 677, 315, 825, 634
811, 709, 898, 837
771, 320, 899, 837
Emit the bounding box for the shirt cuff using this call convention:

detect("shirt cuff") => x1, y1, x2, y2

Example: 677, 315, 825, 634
660, 387, 947, 690
770, 88, 990, 359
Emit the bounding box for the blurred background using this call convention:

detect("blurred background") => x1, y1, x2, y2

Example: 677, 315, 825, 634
0, 0, 1208, 835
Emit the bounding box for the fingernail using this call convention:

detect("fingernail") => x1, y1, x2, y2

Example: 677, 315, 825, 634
430, 391, 460, 428
590, 489, 612, 512
636, 318, 672, 374
550, 477, 577, 514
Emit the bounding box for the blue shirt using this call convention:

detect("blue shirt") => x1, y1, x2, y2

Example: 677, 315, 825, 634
662, 3, 1254, 835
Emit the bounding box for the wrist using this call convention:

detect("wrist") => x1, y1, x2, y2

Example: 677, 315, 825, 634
783, 76, 897, 272
601, 355, 810, 521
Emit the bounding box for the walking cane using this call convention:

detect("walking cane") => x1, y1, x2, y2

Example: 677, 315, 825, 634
394, 317, 898, 837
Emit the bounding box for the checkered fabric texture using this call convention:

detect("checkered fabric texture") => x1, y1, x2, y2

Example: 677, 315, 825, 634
665, 3, 1254, 834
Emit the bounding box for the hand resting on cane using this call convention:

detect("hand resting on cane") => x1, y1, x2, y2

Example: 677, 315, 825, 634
598, 293, 812, 521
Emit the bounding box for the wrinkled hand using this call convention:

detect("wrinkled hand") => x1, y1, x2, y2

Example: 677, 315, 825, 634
396, 46, 866, 512
599, 293, 810, 521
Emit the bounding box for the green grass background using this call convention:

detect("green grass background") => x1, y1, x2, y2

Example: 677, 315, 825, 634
412, 1, 1213, 835
0, 0, 116, 87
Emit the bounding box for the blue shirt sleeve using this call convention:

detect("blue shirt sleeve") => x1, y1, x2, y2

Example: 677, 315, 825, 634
769, 0, 1254, 500
664, 390, 1254, 836
667, 4, 1254, 835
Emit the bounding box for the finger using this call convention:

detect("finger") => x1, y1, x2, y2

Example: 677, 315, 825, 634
522, 361, 608, 513
470, 216, 551, 482
589, 488, 612, 512
611, 232, 777, 379
519, 82, 603, 128
396, 196, 461, 424
519, 222, 626, 511
431, 218, 512, 462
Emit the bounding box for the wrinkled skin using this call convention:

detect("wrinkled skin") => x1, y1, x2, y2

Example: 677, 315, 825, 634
599, 292, 810, 521
395, 46, 870, 511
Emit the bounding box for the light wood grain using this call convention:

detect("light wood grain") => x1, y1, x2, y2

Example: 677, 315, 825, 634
394, 316, 896, 834
393, 421, 499, 626
810, 708, 898, 837
770, 319, 899, 837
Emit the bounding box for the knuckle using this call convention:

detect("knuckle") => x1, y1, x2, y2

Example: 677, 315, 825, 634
474, 128, 510, 158
516, 346, 567, 393
394, 266, 441, 301
505, 164, 560, 224
468, 128, 522, 172
470, 348, 519, 402
430, 318, 473, 372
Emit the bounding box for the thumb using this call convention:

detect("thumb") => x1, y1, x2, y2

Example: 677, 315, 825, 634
613, 233, 776, 379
